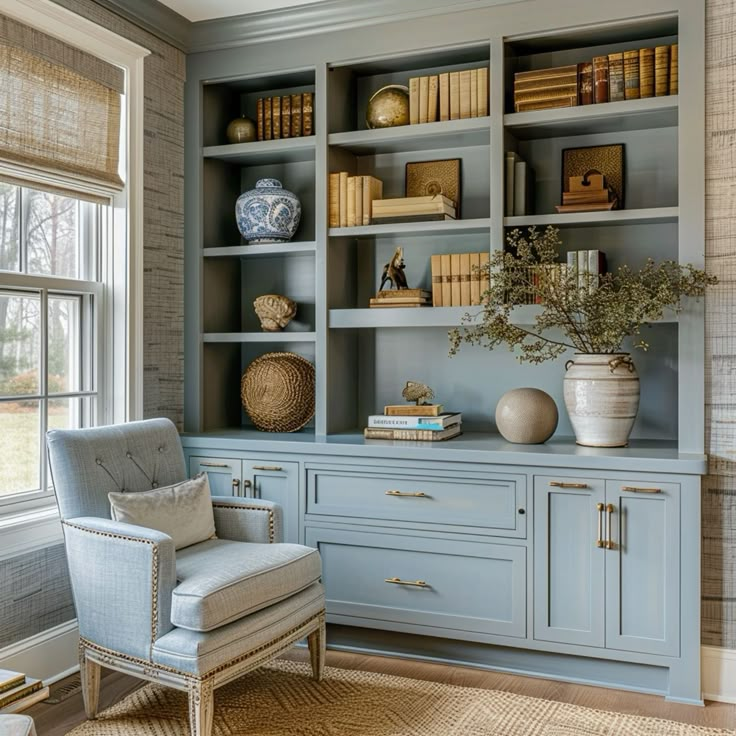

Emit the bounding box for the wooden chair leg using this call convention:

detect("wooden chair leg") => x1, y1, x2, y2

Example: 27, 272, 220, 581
307, 616, 326, 682
79, 643, 101, 720
188, 678, 214, 736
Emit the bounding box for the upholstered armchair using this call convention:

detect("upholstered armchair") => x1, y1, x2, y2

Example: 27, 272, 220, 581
47, 418, 326, 736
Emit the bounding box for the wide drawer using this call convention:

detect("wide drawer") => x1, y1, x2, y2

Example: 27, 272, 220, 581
305, 527, 526, 639
306, 464, 526, 537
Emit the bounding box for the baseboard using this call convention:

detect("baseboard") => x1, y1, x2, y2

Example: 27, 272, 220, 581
702, 646, 736, 703
0, 620, 79, 684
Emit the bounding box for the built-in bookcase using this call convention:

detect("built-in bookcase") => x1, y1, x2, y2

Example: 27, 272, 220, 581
185, 3, 702, 450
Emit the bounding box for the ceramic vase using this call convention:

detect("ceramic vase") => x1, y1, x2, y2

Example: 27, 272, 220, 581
236, 178, 301, 244
495, 388, 558, 444
563, 353, 640, 447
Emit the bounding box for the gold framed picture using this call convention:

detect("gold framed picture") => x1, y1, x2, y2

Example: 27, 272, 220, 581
561, 144, 625, 208
405, 158, 462, 216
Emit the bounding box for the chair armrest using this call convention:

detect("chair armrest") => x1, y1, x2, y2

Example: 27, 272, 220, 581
62, 517, 176, 660
211, 496, 283, 544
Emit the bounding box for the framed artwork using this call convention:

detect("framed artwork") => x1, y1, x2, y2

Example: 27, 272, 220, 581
561, 144, 625, 208
405, 158, 462, 216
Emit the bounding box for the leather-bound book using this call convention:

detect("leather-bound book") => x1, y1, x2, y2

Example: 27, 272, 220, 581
291, 93, 302, 136
478, 67, 489, 116
623, 49, 640, 99
439, 73, 450, 121
459, 70, 472, 118
419, 76, 429, 123
470, 68, 478, 117
460, 252, 471, 306
281, 95, 291, 138
328, 173, 340, 228
431, 254, 443, 306
264, 96, 272, 140
578, 61, 594, 105
450, 253, 461, 306
354, 176, 363, 227
441, 253, 452, 306
479, 251, 490, 303
272, 96, 281, 139
449, 71, 460, 119
409, 77, 420, 124
470, 252, 481, 305
655, 46, 670, 96
592, 56, 609, 103
338, 171, 348, 227
669, 43, 678, 94
608, 52, 625, 101
428, 75, 439, 122
302, 92, 313, 135
639, 48, 655, 97
256, 97, 264, 141
346, 176, 356, 227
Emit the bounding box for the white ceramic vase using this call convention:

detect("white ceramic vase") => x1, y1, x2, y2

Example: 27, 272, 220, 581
563, 353, 640, 447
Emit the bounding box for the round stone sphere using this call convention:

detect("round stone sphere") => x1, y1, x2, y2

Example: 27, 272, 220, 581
226, 115, 257, 144
495, 388, 558, 444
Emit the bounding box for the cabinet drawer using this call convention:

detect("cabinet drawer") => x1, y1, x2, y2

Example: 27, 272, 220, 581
306, 527, 526, 639
306, 465, 526, 536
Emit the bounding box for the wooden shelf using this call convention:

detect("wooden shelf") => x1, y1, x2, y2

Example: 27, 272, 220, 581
328, 117, 490, 155
504, 207, 679, 228
329, 217, 490, 239
203, 242, 317, 257
203, 137, 316, 165
203, 332, 316, 343
504, 97, 678, 139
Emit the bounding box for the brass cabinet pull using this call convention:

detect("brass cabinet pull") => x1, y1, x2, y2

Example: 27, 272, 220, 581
199, 461, 230, 468
596, 503, 605, 548
232, 479, 240, 488
606, 503, 615, 549
385, 577, 430, 588
385, 490, 428, 497
549, 481, 588, 489
253, 465, 283, 472
621, 486, 662, 494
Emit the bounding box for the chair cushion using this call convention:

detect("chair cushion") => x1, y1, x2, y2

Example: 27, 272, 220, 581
171, 538, 321, 632
108, 473, 216, 550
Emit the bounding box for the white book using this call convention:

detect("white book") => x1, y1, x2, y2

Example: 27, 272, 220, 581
577, 250, 588, 291
367, 413, 462, 430
505, 152, 521, 217
513, 160, 534, 216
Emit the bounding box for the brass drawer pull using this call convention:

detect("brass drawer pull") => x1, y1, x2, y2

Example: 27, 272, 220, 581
232, 479, 240, 488
253, 465, 283, 472
622, 486, 662, 494
385, 490, 428, 497
385, 577, 430, 588
596, 502, 605, 548
549, 481, 588, 489
606, 503, 615, 549
199, 461, 230, 468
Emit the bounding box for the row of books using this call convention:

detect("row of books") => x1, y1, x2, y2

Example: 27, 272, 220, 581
408, 67, 489, 124
364, 404, 462, 441
371, 195, 456, 224
567, 249, 607, 293
504, 153, 535, 217
255, 93, 314, 141
512, 43, 677, 112
430, 252, 490, 307
0, 668, 48, 714
328, 173, 384, 227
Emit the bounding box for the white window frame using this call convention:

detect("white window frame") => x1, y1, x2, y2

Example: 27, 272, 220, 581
0, 0, 150, 543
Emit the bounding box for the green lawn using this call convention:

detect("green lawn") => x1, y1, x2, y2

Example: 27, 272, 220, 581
0, 409, 67, 496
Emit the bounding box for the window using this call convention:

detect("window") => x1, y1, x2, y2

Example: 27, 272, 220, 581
0, 182, 104, 507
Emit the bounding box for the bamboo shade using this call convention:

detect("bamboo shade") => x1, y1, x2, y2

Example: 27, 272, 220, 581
0, 15, 124, 192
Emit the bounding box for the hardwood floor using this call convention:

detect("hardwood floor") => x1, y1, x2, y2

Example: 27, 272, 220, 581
26, 649, 736, 735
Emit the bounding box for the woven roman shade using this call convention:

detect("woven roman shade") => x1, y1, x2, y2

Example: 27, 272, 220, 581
0, 14, 124, 192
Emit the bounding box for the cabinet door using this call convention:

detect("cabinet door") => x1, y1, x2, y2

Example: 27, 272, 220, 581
244, 460, 299, 544
605, 480, 680, 656
189, 456, 243, 497
534, 475, 606, 647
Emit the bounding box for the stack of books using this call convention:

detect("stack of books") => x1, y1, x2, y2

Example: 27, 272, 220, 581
369, 289, 431, 309
566, 249, 607, 293
0, 669, 48, 714
577, 44, 677, 104
556, 172, 617, 213
328, 173, 384, 227
513, 65, 578, 112
430, 252, 489, 307
408, 67, 489, 124
255, 92, 314, 141
364, 405, 462, 441
371, 195, 456, 224
504, 153, 535, 216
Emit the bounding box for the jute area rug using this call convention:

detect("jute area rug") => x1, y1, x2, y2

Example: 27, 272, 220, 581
66, 660, 733, 735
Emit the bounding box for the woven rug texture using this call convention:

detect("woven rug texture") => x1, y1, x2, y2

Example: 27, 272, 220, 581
65, 660, 734, 735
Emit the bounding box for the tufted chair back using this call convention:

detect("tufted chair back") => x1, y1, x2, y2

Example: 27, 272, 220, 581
47, 418, 187, 521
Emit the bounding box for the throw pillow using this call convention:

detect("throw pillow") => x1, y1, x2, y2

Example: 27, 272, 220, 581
108, 473, 216, 550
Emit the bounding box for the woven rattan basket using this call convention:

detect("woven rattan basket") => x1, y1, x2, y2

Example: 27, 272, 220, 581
240, 352, 315, 432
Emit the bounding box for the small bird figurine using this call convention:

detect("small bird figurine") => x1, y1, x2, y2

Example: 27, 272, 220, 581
402, 380, 435, 406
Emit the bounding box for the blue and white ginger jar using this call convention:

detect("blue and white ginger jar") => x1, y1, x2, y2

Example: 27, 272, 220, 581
236, 178, 301, 244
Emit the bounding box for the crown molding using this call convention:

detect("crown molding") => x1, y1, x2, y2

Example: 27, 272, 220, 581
87, 0, 191, 51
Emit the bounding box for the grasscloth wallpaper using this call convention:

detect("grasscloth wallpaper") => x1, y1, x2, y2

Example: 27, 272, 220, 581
703, 0, 736, 650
